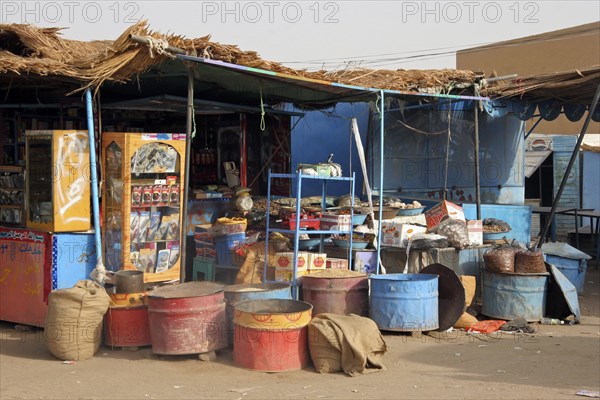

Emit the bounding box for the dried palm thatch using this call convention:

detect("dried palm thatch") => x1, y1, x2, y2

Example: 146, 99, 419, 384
481, 66, 600, 104
0, 21, 476, 95
2, 22, 597, 103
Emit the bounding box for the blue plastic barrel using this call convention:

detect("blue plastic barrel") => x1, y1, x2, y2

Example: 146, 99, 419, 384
223, 283, 291, 346
482, 269, 549, 322
369, 274, 439, 331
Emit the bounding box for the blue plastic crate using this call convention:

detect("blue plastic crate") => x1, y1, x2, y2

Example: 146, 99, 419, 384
215, 232, 245, 265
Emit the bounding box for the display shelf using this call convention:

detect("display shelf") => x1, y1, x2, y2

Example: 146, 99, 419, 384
264, 169, 356, 299
269, 173, 354, 181
25, 131, 93, 232
269, 228, 354, 235
0, 165, 25, 226
102, 132, 186, 283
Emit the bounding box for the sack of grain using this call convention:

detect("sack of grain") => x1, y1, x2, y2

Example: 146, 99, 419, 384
484, 246, 518, 273
514, 248, 546, 273
45, 280, 110, 361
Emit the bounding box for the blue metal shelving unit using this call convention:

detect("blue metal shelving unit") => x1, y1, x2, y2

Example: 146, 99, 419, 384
263, 170, 356, 299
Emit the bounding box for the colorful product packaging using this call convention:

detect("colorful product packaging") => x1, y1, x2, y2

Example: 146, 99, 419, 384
307, 252, 327, 270
155, 249, 171, 273
131, 185, 142, 207
170, 184, 180, 205
138, 211, 151, 243
424, 200, 465, 229
141, 186, 152, 207
274, 252, 308, 271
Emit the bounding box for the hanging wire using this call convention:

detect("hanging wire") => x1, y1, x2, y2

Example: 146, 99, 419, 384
259, 83, 266, 131
248, 116, 303, 189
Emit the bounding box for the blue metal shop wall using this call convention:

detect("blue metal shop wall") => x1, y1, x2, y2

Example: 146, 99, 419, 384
552, 135, 580, 235
368, 104, 525, 205
582, 151, 600, 220
290, 103, 370, 198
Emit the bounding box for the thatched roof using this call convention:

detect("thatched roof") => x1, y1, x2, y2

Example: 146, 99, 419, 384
1, 21, 598, 104
480, 65, 600, 104
0, 22, 477, 95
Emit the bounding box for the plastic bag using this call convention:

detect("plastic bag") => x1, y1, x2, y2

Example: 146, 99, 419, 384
514, 248, 546, 273
430, 219, 470, 249
408, 233, 448, 250
484, 246, 517, 273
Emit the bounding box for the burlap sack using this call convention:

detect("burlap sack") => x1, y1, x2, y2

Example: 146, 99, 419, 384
455, 275, 478, 329
308, 314, 387, 376
45, 280, 110, 361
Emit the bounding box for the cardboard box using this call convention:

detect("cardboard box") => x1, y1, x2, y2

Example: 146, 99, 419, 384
274, 252, 308, 271
275, 268, 308, 282
381, 222, 427, 248
326, 258, 349, 270
467, 220, 483, 246
307, 252, 327, 270
424, 200, 465, 229
320, 213, 352, 231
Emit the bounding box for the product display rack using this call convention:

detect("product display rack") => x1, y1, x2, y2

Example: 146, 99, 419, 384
102, 132, 187, 283
263, 170, 356, 299
25, 130, 91, 232
0, 166, 25, 226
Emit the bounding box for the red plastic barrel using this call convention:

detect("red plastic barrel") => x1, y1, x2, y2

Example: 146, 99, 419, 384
233, 299, 312, 372
147, 282, 227, 355
104, 306, 152, 347
302, 271, 369, 316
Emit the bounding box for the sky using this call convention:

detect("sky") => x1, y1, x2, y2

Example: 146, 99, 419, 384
1, 1, 599, 70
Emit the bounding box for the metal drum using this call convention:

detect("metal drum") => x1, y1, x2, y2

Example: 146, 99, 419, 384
115, 270, 144, 294
233, 299, 312, 372
224, 283, 291, 347
104, 306, 151, 347
482, 269, 549, 322
369, 274, 439, 332
302, 272, 368, 316
147, 282, 227, 355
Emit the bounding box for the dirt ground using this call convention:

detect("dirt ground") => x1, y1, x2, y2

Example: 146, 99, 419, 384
1, 269, 599, 400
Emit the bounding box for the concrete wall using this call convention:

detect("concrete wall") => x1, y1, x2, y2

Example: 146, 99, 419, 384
456, 22, 600, 135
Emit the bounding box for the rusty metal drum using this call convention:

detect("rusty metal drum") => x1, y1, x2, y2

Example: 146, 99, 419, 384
104, 306, 151, 347
147, 282, 227, 355
233, 299, 312, 372
224, 283, 291, 347
302, 270, 368, 316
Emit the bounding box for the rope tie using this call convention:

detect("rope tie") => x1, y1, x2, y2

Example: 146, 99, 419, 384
145, 36, 173, 58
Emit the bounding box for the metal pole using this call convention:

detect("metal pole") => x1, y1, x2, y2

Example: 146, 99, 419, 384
376, 90, 385, 275
524, 116, 543, 140
85, 88, 105, 281
180, 68, 195, 282
474, 101, 481, 220
536, 83, 600, 249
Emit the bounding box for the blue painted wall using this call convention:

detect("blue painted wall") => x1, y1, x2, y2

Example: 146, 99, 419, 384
552, 135, 580, 235
463, 203, 532, 245
290, 103, 370, 198
582, 151, 600, 219
52, 233, 96, 289
368, 103, 525, 205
